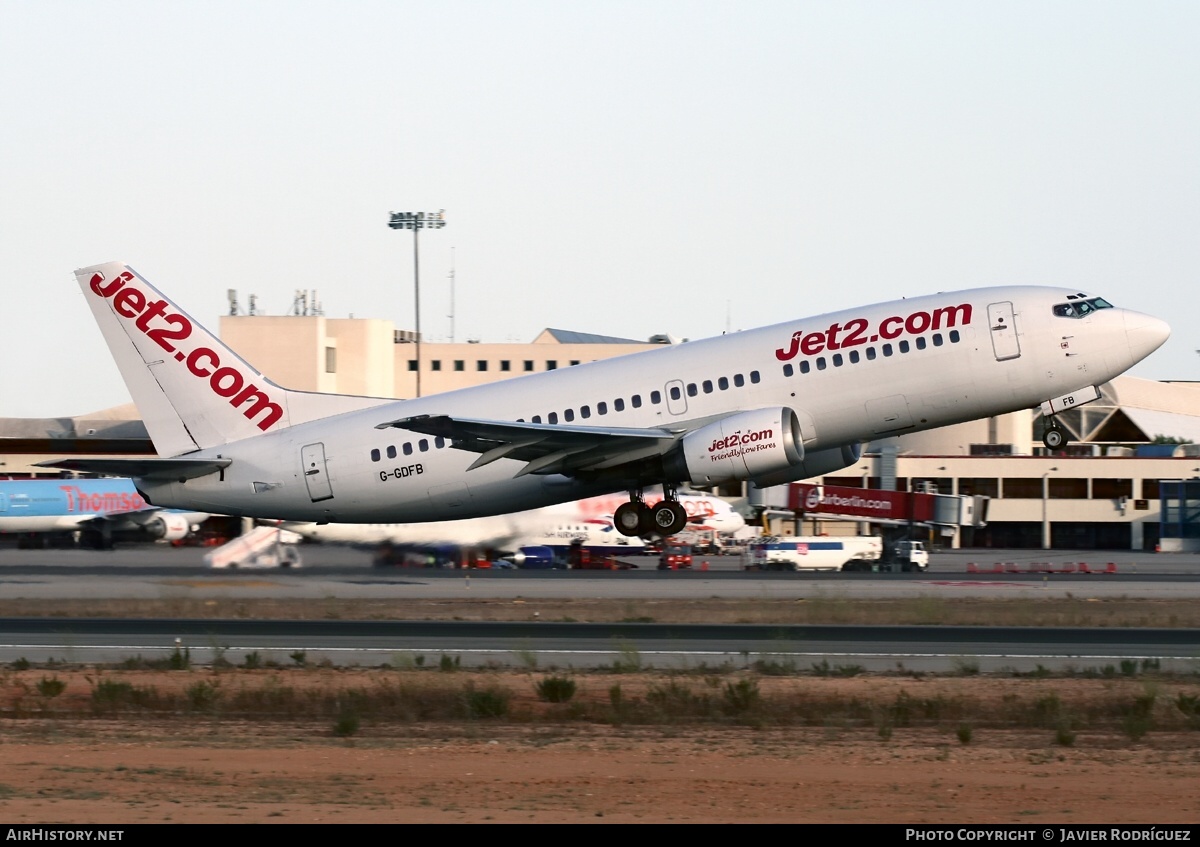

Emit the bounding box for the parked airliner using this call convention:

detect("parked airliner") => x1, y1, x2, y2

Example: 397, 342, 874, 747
42, 262, 1170, 536
0, 477, 207, 547
282, 488, 742, 548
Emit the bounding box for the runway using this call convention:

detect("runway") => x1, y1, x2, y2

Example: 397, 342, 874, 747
0, 543, 1198, 672
1, 544, 1199, 602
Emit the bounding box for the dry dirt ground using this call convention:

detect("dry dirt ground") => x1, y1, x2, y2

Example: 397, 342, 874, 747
1, 670, 1199, 824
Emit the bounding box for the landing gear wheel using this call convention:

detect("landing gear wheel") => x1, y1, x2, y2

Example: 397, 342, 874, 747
651, 501, 689, 536
613, 502, 643, 537
1042, 425, 1066, 450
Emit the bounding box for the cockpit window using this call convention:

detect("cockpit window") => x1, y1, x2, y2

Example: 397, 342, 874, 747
1053, 297, 1114, 318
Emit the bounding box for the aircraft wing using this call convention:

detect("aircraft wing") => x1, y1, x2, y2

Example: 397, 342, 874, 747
375, 414, 685, 478
35, 457, 231, 482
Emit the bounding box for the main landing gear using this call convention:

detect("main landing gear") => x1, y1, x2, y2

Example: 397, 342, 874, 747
613, 486, 690, 537
1042, 417, 1069, 450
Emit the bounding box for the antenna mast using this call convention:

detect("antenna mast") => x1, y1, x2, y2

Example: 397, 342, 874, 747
448, 246, 456, 344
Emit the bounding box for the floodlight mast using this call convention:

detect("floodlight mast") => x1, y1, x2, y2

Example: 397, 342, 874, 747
388, 209, 446, 398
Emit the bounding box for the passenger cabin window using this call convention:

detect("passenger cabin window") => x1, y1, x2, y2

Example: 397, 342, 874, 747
734, 374, 745, 387
580, 405, 591, 419
750, 371, 760, 383
800, 360, 811, 374
370, 449, 381, 462
403, 443, 413, 456
419, 439, 429, 452
702, 380, 713, 393
650, 390, 661, 404
631, 394, 642, 408
435, 437, 445, 449
614, 398, 625, 412
548, 412, 559, 424
597, 402, 608, 415
782, 363, 794, 377
386, 445, 397, 459
718, 377, 728, 390
669, 386, 681, 400
898, 340, 910, 354
564, 409, 574, 422
686, 383, 697, 397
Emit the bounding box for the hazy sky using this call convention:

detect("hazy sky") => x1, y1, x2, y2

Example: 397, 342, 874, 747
2, 1, 1197, 418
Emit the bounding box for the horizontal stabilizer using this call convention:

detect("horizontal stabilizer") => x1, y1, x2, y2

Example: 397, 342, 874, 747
35, 457, 231, 482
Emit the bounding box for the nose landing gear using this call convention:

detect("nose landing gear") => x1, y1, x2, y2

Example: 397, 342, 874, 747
613, 486, 690, 537
1042, 418, 1068, 450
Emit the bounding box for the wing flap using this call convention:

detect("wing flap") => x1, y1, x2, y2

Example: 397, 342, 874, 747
376, 414, 683, 476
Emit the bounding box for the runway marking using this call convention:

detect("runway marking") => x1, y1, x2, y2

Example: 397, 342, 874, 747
922, 581, 1033, 587
158, 579, 284, 588
0, 643, 1181, 664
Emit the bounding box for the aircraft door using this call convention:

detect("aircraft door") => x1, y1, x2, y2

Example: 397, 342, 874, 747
300, 442, 334, 502
987, 301, 1021, 362
665, 380, 688, 416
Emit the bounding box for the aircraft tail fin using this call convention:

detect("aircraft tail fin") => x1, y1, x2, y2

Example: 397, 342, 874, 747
75, 262, 391, 456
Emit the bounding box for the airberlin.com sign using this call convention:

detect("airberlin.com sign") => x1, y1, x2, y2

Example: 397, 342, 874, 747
788, 484, 934, 522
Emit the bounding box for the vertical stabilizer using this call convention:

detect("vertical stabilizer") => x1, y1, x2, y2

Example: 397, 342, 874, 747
76, 262, 294, 455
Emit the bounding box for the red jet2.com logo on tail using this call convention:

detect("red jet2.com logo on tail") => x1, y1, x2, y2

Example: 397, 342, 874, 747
88, 271, 284, 431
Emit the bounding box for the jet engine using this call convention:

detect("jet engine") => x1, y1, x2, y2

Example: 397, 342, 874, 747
748, 442, 863, 488
505, 546, 557, 569
144, 513, 192, 541
664, 407, 804, 486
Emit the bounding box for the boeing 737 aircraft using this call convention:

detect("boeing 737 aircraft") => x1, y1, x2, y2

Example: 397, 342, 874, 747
0, 477, 208, 547
42, 262, 1170, 536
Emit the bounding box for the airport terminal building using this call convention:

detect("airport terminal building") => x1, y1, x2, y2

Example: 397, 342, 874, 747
2, 312, 1197, 552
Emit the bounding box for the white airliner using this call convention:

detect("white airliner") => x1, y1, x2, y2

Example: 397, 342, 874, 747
282, 488, 743, 548
0, 477, 208, 548
43, 262, 1170, 536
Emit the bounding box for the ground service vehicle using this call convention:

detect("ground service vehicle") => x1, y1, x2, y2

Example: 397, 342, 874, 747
749, 536, 882, 572
659, 543, 693, 569
894, 540, 929, 572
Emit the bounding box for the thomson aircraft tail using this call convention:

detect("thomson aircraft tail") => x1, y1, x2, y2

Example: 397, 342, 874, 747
74, 263, 390, 461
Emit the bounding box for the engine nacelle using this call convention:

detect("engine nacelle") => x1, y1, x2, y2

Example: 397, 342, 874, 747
748, 442, 863, 488
144, 513, 191, 541
666, 407, 803, 486
507, 546, 557, 569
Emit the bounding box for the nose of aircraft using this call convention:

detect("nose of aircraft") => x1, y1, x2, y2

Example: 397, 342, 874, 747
1124, 311, 1171, 365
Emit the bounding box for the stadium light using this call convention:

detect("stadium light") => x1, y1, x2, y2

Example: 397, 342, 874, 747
388, 210, 447, 398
